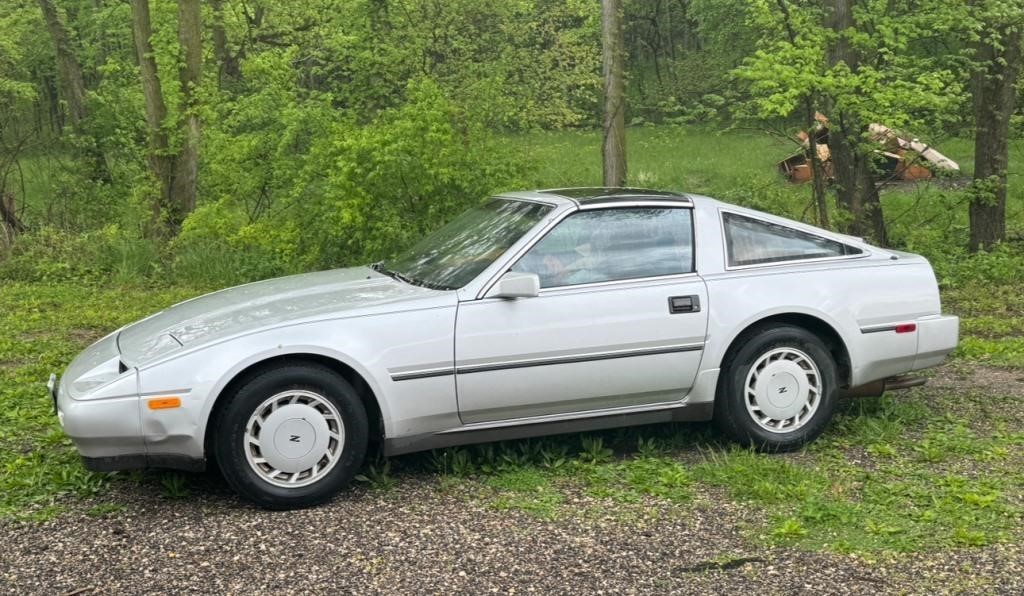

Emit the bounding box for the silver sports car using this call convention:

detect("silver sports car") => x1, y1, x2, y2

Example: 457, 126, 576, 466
51, 188, 959, 508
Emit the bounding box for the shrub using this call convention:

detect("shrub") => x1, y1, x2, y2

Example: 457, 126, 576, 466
290, 79, 527, 267
170, 202, 308, 287
0, 226, 160, 283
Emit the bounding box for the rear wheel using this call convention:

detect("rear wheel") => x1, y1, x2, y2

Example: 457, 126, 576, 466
714, 324, 838, 451
214, 363, 368, 509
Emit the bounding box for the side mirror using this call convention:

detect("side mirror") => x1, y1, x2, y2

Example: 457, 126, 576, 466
488, 271, 540, 299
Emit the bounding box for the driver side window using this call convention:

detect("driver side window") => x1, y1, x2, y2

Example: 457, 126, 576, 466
511, 208, 694, 288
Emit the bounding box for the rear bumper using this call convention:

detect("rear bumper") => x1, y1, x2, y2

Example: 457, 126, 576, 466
852, 313, 959, 386
913, 314, 960, 371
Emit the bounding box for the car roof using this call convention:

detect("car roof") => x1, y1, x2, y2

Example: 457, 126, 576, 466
497, 187, 694, 207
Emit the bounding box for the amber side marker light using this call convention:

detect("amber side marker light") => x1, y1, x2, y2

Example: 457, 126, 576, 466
148, 397, 182, 410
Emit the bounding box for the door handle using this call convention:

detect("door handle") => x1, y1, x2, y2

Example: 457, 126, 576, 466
668, 295, 700, 314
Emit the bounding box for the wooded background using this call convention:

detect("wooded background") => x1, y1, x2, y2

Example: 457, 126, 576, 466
1, 0, 1022, 286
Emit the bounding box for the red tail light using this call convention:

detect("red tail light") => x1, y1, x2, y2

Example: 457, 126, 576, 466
894, 323, 917, 334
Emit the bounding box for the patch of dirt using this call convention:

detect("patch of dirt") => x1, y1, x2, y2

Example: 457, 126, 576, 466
67, 329, 107, 345
0, 359, 28, 372
930, 363, 1024, 395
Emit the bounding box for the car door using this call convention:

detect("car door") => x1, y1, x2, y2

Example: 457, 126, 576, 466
454, 206, 708, 424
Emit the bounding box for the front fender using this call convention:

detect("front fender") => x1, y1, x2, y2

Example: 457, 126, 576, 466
135, 306, 457, 460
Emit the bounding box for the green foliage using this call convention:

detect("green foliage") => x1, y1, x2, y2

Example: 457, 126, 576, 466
0, 226, 161, 283
345, 0, 601, 129
626, 0, 756, 125
735, 0, 966, 143
172, 203, 305, 286
0, 3, 38, 107
158, 473, 190, 499
3, 0, 1021, 282
578, 456, 692, 503
0, 282, 195, 519
295, 79, 526, 267
429, 448, 477, 478
355, 459, 396, 491
578, 435, 614, 464
173, 79, 527, 281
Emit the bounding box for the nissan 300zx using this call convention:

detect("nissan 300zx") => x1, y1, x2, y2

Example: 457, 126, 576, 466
50, 188, 959, 508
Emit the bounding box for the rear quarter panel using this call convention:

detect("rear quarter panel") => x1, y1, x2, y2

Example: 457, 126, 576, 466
690, 197, 943, 392
699, 260, 942, 390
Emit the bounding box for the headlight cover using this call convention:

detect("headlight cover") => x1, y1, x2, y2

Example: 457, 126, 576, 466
63, 331, 137, 400
70, 355, 128, 396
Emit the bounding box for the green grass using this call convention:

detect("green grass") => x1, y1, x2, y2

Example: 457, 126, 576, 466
944, 285, 1024, 369
511, 127, 800, 195
0, 282, 199, 518
413, 392, 1023, 554
2, 125, 1023, 556
693, 439, 1020, 553
1, 278, 1022, 552
509, 127, 1024, 232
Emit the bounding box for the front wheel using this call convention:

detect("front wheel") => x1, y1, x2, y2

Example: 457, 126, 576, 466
714, 324, 838, 451
214, 363, 368, 509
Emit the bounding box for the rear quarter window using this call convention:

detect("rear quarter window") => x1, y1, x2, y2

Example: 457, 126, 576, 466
722, 212, 862, 267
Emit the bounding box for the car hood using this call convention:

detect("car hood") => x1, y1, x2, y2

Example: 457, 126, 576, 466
117, 267, 449, 367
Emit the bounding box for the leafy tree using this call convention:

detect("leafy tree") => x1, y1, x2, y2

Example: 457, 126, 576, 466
736, 0, 964, 243
0, 1, 39, 238
625, 0, 756, 124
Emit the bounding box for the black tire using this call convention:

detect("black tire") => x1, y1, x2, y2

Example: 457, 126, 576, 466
714, 324, 838, 451
213, 363, 368, 509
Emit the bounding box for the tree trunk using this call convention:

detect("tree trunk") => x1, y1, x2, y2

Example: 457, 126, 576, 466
130, 0, 173, 230
601, 0, 627, 187
38, 0, 110, 181
211, 0, 239, 85
969, 25, 1023, 251
38, 70, 62, 135
825, 0, 886, 245
171, 0, 202, 219
37, 0, 87, 133
1, 192, 27, 250
130, 0, 202, 233
827, 117, 887, 243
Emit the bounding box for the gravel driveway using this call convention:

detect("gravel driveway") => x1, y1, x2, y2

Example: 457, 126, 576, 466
2, 364, 1023, 595
1, 473, 1022, 595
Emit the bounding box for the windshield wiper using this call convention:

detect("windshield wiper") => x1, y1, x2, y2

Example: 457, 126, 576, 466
370, 261, 408, 283
371, 262, 454, 291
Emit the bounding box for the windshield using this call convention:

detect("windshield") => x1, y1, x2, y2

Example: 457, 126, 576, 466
379, 198, 553, 290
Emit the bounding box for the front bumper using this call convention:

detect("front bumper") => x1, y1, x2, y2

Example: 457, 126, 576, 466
53, 371, 204, 473
55, 376, 146, 460
82, 453, 205, 473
